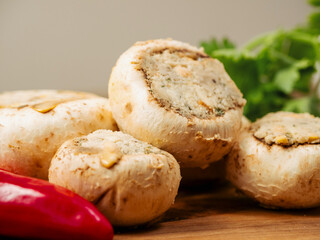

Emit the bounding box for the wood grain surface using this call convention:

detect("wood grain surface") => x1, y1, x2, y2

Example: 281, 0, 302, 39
115, 183, 320, 240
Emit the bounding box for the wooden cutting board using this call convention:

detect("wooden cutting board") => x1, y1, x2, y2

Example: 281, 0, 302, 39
114, 183, 320, 240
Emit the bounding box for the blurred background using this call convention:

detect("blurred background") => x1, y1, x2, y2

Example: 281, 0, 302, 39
0, 0, 311, 96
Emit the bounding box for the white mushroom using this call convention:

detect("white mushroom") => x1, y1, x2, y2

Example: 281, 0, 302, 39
0, 90, 118, 179
226, 112, 320, 209
181, 116, 251, 186
49, 130, 181, 226
108, 39, 246, 168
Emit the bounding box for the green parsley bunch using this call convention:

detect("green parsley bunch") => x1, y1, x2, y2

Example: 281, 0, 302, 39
201, 0, 320, 121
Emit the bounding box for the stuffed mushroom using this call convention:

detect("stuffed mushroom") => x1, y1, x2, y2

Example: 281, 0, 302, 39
0, 90, 118, 179
226, 112, 320, 209
49, 130, 181, 226
108, 39, 246, 168
181, 116, 251, 186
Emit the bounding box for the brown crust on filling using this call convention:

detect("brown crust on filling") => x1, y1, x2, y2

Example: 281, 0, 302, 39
149, 47, 210, 60
250, 112, 320, 148
252, 131, 320, 148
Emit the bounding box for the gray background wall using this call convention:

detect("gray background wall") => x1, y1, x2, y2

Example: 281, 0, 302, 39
0, 0, 310, 96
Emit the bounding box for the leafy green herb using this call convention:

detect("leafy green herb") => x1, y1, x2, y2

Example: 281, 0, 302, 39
201, 1, 320, 121
144, 146, 152, 154
309, 12, 320, 30
274, 67, 300, 94
215, 107, 225, 116
309, 0, 320, 6
200, 38, 235, 55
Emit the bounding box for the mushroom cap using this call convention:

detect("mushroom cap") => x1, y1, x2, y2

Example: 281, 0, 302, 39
181, 116, 251, 186
226, 112, 320, 209
49, 130, 181, 226
108, 39, 245, 168
0, 90, 118, 179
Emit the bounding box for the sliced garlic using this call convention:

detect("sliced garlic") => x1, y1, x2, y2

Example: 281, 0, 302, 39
99, 142, 123, 168
309, 136, 320, 142
1, 95, 88, 113
275, 135, 289, 145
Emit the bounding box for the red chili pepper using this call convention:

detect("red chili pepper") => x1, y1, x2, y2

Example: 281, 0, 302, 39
0, 169, 113, 240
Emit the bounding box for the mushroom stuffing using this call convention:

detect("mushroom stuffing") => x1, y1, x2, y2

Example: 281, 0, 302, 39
49, 130, 181, 226
226, 112, 320, 209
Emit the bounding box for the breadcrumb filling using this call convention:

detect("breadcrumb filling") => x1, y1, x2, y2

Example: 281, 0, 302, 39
252, 112, 320, 146
0, 90, 93, 113
140, 48, 245, 119
73, 130, 165, 156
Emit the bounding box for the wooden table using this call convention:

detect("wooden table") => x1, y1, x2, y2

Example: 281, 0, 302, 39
115, 183, 320, 240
